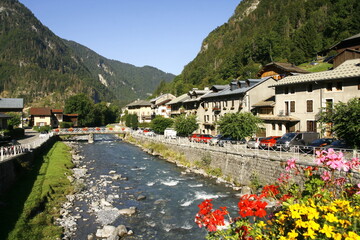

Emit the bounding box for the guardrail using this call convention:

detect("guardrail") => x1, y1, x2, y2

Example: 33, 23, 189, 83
52, 127, 127, 135
0, 133, 53, 161
131, 132, 360, 162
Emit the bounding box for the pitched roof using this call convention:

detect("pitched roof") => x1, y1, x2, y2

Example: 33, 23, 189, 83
329, 33, 360, 50
52, 109, 63, 113
0, 113, 11, 118
126, 100, 152, 107
252, 96, 276, 107
29, 108, 52, 116
0, 98, 24, 109
166, 93, 190, 105
257, 62, 310, 77
270, 58, 360, 87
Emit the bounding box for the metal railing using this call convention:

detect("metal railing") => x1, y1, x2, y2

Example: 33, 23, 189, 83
52, 127, 127, 135
0, 133, 52, 161
131, 132, 360, 162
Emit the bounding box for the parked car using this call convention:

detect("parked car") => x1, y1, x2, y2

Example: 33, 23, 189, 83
209, 135, 222, 146
323, 140, 352, 151
188, 134, 213, 143
259, 136, 281, 149
218, 136, 246, 147
164, 128, 177, 139
247, 137, 264, 149
275, 132, 319, 151
300, 138, 336, 154
144, 131, 155, 136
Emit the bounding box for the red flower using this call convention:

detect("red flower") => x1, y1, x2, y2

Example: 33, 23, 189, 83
238, 194, 267, 218
261, 185, 280, 198
96, 127, 100, 131
195, 199, 228, 232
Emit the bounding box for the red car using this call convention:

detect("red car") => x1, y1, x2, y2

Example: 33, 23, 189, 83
189, 134, 213, 143
260, 136, 281, 148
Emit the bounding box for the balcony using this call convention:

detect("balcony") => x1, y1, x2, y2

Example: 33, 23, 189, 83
212, 106, 221, 112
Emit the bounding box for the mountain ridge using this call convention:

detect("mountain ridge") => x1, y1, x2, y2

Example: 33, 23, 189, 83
0, 0, 175, 107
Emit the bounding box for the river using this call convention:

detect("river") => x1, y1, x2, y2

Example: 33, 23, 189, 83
70, 135, 240, 239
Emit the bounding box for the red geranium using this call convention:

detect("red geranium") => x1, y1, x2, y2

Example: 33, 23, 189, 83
238, 194, 267, 218
261, 185, 280, 198
195, 199, 228, 232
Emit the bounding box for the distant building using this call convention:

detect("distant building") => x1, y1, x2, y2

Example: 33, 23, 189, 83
0, 98, 24, 129
150, 93, 176, 118
29, 108, 78, 128
124, 100, 152, 123
257, 62, 309, 80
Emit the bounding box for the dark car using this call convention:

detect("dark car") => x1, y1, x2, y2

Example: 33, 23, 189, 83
323, 140, 352, 151
275, 132, 319, 151
300, 138, 336, 154
218, 136, 246, 147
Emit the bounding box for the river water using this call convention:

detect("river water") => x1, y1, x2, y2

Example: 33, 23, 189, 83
71, 135, 240, 240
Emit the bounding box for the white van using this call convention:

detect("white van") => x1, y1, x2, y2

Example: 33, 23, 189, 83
164, 128, 177, 139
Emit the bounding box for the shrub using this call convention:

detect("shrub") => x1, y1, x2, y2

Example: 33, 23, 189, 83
59, 122, 73, 128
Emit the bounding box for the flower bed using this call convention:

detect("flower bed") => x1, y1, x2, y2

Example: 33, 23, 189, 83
195, 149, 360, 239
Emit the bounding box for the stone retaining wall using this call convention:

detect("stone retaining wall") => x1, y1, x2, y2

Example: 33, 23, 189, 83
134, 136, 360, 186
0, 136, 59, 195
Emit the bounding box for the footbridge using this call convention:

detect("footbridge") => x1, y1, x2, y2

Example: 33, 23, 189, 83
52, 127, 128, 143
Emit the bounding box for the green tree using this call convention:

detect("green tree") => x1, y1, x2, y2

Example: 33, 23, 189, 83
150, 116, 173, 134
124, 113, 138, 129
7, 112, 22, 129
173, 115, 198, 137
217, 112, 263, 140
64, 93, 94, 126
319, 98, 360, 148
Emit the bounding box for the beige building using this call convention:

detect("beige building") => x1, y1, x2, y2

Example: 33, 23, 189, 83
199, 78, 277, 135
124, 100, 152, 123
269, 58, 360, 137
150, 93, 176, 118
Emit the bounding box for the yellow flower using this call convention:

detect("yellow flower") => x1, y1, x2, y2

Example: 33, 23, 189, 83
319, 224, 334, 238
303, 228, 317, 239
324, 213, 339, 223
339, 219, 351, 228
345, 231, 360, 240
257, 221, 266, 228
307, 220, 320, 230
307, 207, 319, 220
287, 229, 298, 240
332, 232, 342, 240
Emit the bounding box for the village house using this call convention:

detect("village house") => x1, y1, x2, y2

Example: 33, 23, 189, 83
199, 77, 277, 136
327, 33, 360, 68
269, 58, 360, 137
0, 98, 24, 129
29, 108, 78, 128
257, 62, 310, 80
150, 93, 176, 118
124, 100, 152, 123
183, 88, 211, 117
166, 93, 190, 117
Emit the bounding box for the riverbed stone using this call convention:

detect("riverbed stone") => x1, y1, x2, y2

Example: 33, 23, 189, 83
137, 195, 146, 201
116, 225, 128, 237
96, 225, 116, 238
118, 206, 136, 215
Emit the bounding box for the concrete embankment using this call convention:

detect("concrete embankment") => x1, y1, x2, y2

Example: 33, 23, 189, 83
0, 135, 59, 195
130, 135, 360, 186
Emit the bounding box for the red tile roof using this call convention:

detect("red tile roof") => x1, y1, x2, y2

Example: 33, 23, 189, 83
30, 108, 52, 116
52, 109, 63, 113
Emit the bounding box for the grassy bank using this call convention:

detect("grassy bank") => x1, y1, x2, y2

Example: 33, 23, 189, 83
0, 142, 74, 240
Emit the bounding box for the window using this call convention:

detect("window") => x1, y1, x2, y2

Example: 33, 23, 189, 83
272, 123, 276, 130
307, 84, 313, 92
231, 100, 235, 107
358, 80, 360, 90
307, 121, 317, 132
290, 87, 295, 94
326, 82, 333, 91
326, 99, 333, 113
336, 82, 343, 91
285, 102, 289, 116
278, 123, 282, 130
290, 101, 295, 112
306, 100, 313, 112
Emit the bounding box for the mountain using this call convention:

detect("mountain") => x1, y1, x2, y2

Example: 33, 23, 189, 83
156, 0, 360, 95
0, 0, 175, 107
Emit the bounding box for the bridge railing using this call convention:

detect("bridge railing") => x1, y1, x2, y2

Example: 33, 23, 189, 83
52, 127, 128, 135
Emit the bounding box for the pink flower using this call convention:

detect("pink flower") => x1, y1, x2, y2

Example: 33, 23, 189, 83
321, 171, 331, 181
357, 183, 360, 195
285, 158, 297, 171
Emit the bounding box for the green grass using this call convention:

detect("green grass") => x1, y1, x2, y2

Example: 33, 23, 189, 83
0, 142, 74, 240
298, 62, 333, 72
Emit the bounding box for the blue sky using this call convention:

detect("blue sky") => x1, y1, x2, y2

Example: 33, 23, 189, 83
19, 1, 240, 75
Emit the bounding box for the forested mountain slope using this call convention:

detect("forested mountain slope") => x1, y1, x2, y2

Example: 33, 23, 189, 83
156, 0, 360, 95
0, 0, 174, 107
